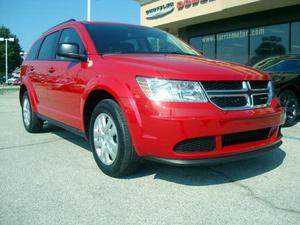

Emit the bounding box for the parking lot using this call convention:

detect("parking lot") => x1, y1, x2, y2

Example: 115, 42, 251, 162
0, 90, 299, 225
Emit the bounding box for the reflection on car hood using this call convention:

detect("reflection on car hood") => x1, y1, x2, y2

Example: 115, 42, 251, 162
104, 54, 269, 81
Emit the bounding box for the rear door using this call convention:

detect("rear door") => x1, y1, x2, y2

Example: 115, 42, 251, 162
35, 31, 60, 115
46, 28, 86, 128
24, 38, 44, 111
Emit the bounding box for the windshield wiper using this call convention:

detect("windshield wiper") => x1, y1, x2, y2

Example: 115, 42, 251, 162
103, 51, 156, 55
161, 52, 201, 57
103, 51, 201, 57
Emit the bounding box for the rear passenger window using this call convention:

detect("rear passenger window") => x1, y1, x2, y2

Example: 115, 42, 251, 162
38, 32, 59, 60
26, 38, 43, 60
56, 28, 85, 60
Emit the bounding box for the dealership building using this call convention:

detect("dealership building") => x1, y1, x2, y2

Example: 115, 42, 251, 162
135, 0, 300, 65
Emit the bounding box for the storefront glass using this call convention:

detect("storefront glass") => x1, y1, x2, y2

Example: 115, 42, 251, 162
189, 22, 298, 65
189, 35, 216, 59
216, 30, 248, 64
291, 22, 300, 54
249, 24, 289, 65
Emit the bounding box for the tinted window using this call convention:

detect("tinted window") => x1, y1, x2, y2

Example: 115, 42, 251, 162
57, 28, 85, 60
189, 35, 215, 59
84, 24, 199, 56
38, 32, 59, 60
120, 38, 140, 52
189, 37, 202, 50
146, 36, 185, 53
249, 24, 289, 65
216, 30, 248, 64
265, 59, 300, 72
291, 22, 300, 54
26, 38, 43, 60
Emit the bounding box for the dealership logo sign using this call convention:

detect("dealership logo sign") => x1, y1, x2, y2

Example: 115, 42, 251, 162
177, 0, 200, 9
177, 0, 215, 10
146, 2, 175, 20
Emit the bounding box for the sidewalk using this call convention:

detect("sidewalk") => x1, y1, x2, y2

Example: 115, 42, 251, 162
0, 85, 20, 91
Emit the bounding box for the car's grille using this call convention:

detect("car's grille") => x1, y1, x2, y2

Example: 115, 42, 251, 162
222, 128, 271, 147
201, 81, 272, 110
201, 81, 242, 90
210, 96, 248, 108
174, 136, 215, 153
249, 81, 269, 90
253, 94, 269, 105
173, 128, 272, 153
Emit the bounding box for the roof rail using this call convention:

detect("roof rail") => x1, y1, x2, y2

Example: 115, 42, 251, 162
43, 19, 76, 33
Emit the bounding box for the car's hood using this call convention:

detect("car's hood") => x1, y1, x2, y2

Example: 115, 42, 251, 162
103, 54, 269, 81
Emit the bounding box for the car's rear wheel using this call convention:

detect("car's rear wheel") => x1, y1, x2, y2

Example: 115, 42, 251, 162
22, 92, 44, 133
89, 99, 140, 177
279, 89, 298, 127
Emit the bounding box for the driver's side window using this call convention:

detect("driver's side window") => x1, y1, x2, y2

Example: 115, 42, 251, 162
56, 28, 85, 61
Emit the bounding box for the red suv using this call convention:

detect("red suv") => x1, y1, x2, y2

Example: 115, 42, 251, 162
20, 20, 285, 177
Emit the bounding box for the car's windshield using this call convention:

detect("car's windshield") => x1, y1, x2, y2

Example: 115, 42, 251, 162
84, 23, 200, 56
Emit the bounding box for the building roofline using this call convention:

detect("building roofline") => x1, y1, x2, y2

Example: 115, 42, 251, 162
134, 0, 158, 6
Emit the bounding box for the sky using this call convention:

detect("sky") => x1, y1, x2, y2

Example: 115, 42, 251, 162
0, 0, 140, 52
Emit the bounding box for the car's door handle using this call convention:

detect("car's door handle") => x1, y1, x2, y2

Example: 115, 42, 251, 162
48, 67, 56, 73
29, 66, 35, 71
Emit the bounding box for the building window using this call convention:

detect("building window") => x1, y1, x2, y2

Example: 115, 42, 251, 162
216, 30, 248, 64
189, 35, 215, 59
249, 24, 289, 65
291, 21, 300, 54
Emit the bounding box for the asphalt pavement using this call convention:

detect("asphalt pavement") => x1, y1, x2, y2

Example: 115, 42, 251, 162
0, 90, 299, 225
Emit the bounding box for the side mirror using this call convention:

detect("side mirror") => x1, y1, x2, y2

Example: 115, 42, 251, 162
57, 43, 87, 61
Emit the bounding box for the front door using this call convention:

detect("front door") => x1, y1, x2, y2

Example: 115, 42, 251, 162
47, 28, 87, 129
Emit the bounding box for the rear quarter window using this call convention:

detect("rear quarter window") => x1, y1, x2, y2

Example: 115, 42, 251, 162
38, 31, 60, 60
26, 38, 43, 60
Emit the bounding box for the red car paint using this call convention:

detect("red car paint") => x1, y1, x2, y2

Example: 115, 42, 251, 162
20, 21, 284, 162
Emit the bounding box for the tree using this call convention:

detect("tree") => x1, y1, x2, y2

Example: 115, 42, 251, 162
249, 36, 286, 65
0, 26, 23, 77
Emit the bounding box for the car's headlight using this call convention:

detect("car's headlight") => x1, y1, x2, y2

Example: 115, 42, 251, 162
136, 77, 208, 102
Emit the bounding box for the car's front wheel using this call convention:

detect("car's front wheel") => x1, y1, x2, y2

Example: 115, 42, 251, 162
22, 92, 44, 133
279, 89, 299, 127
89, 99, 140, 177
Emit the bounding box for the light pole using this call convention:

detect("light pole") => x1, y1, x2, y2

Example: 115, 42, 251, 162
87, 0, 91, 21
0, 37, 15, 83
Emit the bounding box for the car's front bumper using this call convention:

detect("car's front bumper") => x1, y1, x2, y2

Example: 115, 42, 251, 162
143, 140, 282, 166
120, 96, 284, 161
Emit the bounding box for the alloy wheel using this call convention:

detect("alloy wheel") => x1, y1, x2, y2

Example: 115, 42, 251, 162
93, 113, 119, 165
23, 97, 31, 127
280, 91, 298, 123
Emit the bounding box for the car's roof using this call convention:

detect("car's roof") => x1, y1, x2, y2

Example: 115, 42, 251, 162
80, 21, 141, 26
43, 20, 146, 37
50, 20, 142, 30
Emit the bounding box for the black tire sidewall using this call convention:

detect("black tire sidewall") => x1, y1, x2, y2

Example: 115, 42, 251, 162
89, 100, 131, 177
21, 92, 43, 132
22, 92, 33, 131
279, 90, 298, 127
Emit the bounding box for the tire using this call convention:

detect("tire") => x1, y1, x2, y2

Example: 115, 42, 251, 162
279, 89, 299, 127
89, 99, 140, 177
22, 92, 44, 133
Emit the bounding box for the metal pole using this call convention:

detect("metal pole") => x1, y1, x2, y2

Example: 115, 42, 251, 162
87, 0, 91, 21
5, 39, 8, 84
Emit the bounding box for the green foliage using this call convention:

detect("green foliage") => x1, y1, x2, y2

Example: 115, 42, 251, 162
0, 26, 23, 77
